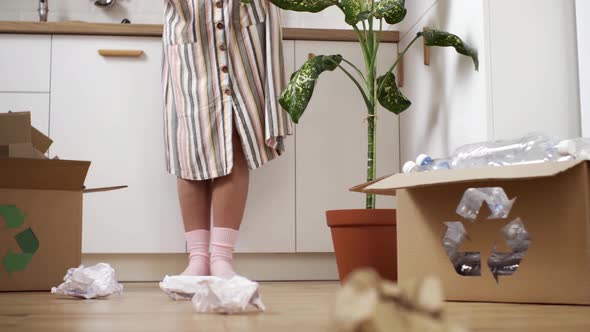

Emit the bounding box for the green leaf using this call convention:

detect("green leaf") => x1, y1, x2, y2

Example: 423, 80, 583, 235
280, 54, 343, 123
341, 0, 366, 25
0, 205, 26, 229
356, 10, 372, 22
422, 30, 479, 71
373, 0, 407, 25
240, 0, 251, 3
377, 72, 411, 114
269, 0, 335, 13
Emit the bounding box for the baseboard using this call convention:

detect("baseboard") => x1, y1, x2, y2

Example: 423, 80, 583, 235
82, 253, 339, 282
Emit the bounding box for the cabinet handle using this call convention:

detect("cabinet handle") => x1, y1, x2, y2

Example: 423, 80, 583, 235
98, 49, 144, 57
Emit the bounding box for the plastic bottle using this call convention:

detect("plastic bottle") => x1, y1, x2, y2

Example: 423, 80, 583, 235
449, 132, 562, 169
402, 156, 451, 173
556, 138, 590, 160
402, 161, 421, 173
402, 133, 569, 174
416, 154, 451, 171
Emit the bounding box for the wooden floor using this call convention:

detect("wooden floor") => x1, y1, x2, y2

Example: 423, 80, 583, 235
1, 282, 589, 332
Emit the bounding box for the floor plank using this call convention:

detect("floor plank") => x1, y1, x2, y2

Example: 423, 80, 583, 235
0, 282, 589, 332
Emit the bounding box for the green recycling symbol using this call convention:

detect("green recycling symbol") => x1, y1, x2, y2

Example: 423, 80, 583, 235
0, 205, 39, 272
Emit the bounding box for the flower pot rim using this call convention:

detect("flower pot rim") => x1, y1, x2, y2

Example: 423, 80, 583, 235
326, 208, 396, 228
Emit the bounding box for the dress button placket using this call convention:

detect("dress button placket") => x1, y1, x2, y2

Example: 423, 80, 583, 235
215, 0, 230, 99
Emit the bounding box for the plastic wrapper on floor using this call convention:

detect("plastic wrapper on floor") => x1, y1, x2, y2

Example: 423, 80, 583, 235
51, 263, 123, 299
159, 275, 265, 314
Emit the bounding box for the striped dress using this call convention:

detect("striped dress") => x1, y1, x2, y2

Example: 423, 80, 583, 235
162, 0, 293, 180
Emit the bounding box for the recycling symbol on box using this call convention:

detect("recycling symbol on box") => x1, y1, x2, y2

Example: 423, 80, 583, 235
442, 187, 531, 282
0, 205, 39, 273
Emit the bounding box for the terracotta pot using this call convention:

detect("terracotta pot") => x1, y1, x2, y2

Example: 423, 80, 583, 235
326, 209, 397, 283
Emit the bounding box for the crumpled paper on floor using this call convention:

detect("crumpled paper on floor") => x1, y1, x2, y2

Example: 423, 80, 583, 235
159, 275, 265, 314
333, 269, 466, 332
51, 263, 124, 299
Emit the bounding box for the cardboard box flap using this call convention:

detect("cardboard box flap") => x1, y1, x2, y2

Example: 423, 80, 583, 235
83, 185, 128, 193
362, 160, 585, 194
0, 112, 32, 145
349, 173, 398, 196
0, 158, 90, 191
31, 127, 53, 154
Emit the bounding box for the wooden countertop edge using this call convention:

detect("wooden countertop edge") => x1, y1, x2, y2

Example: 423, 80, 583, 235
0, 21, 400, 43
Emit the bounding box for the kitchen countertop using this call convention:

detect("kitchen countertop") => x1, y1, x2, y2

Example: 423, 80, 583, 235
0, 21, 400, 42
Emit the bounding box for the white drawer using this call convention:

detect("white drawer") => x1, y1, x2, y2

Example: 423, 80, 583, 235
0, 34, 51, 92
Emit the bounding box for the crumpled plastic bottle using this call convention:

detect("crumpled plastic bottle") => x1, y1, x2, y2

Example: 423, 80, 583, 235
450, 132, 563, 168
456, 187, 515, 222
402, 132, 573, 174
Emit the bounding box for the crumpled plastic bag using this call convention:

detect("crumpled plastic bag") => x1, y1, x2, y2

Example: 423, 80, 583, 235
51, 263, 124, 299
159, 275, 265, 314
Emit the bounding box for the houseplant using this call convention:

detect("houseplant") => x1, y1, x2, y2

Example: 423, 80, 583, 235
259, 0, 479, 281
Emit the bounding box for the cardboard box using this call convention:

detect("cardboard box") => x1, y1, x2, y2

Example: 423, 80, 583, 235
353, 160, 590, 304
0, 112, 52, 159
0, 112, 123, 291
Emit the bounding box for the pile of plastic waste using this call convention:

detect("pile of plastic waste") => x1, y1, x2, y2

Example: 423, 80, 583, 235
402, 133, 590, 173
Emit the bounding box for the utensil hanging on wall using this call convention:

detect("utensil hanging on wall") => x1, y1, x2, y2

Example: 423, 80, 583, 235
94, 0, 116, 8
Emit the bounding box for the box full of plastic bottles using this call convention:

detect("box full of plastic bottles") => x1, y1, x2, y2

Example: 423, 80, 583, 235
352, 133, 590, 304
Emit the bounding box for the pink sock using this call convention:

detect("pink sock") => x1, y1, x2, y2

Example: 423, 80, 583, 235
210, 227, 239, 279
181, 229, 210, 276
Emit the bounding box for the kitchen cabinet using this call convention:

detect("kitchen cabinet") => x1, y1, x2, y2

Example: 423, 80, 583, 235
0, 34, 51, 136
50, 35, 185, 253
3, 30, 401, 255
0, 34, 51, 92
49, 36, 298, 254
237, 40, 296, 253
294, 41, 400, 252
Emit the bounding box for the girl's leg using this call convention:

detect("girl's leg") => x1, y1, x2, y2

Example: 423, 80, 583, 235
210, 130, 250, 278
177, 178, 212, 276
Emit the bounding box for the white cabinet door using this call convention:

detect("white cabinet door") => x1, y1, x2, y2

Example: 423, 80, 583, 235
295, 41, 400, 252
0, 93, 49, 134
50, 36, 185, 253
0, 35, 51, 92
237, 40, 296, 253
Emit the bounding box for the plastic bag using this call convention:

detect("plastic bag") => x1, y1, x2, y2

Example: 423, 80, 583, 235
159, 275, 265, 314
51, 263, 123, 299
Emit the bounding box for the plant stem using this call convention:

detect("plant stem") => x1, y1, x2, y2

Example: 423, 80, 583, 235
366, 99, 377, 209
367, 20, 374, 68
365, 16, 377, 209
377, 33, 422, 95
341, 58, 367, 84
323, 56, 371, 109
337, 64, 372, 110
353, 25, 371, 71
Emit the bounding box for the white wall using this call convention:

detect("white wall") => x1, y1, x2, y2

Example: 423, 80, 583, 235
576, 0, 590, 137
397, 0, 490, 163
489, 0, 580, 140
397, 0, 581, 165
